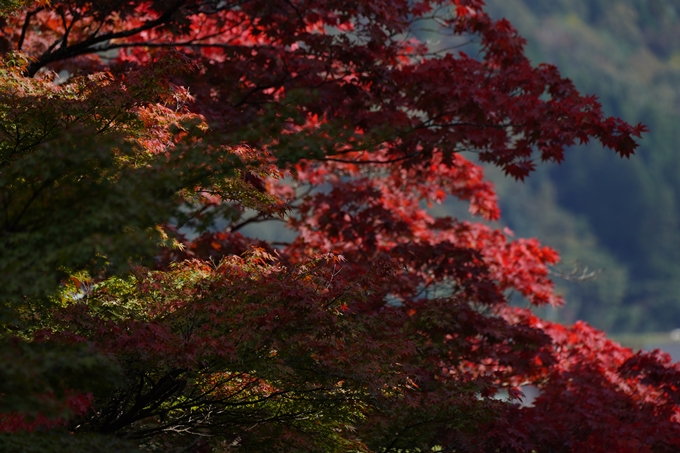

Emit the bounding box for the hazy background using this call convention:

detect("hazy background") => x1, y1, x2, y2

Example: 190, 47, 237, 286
444, 0, 680, 336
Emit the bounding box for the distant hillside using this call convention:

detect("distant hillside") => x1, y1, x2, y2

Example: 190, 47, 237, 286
477, 0, 680, 333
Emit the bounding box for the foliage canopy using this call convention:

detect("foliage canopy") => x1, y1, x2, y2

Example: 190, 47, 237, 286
0, 1, 677, 452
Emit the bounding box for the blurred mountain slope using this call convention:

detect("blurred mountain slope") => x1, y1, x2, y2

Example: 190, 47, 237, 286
482, 0, 680, 332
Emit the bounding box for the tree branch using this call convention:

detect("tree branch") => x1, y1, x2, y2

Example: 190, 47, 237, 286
26, 0, 188, 76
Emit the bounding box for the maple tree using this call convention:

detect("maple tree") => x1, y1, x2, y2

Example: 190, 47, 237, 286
0, 0, 678, 452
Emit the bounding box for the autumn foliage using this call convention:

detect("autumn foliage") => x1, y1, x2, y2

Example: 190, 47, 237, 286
0, 0, 676, 452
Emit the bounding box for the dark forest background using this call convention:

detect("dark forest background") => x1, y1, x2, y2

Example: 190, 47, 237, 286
475, 0, 680, 333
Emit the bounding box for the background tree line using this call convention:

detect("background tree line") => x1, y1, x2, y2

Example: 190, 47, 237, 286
469, 0, 680, 333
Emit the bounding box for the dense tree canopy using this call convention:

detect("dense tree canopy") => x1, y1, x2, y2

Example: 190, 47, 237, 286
0, 1, 677, 452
